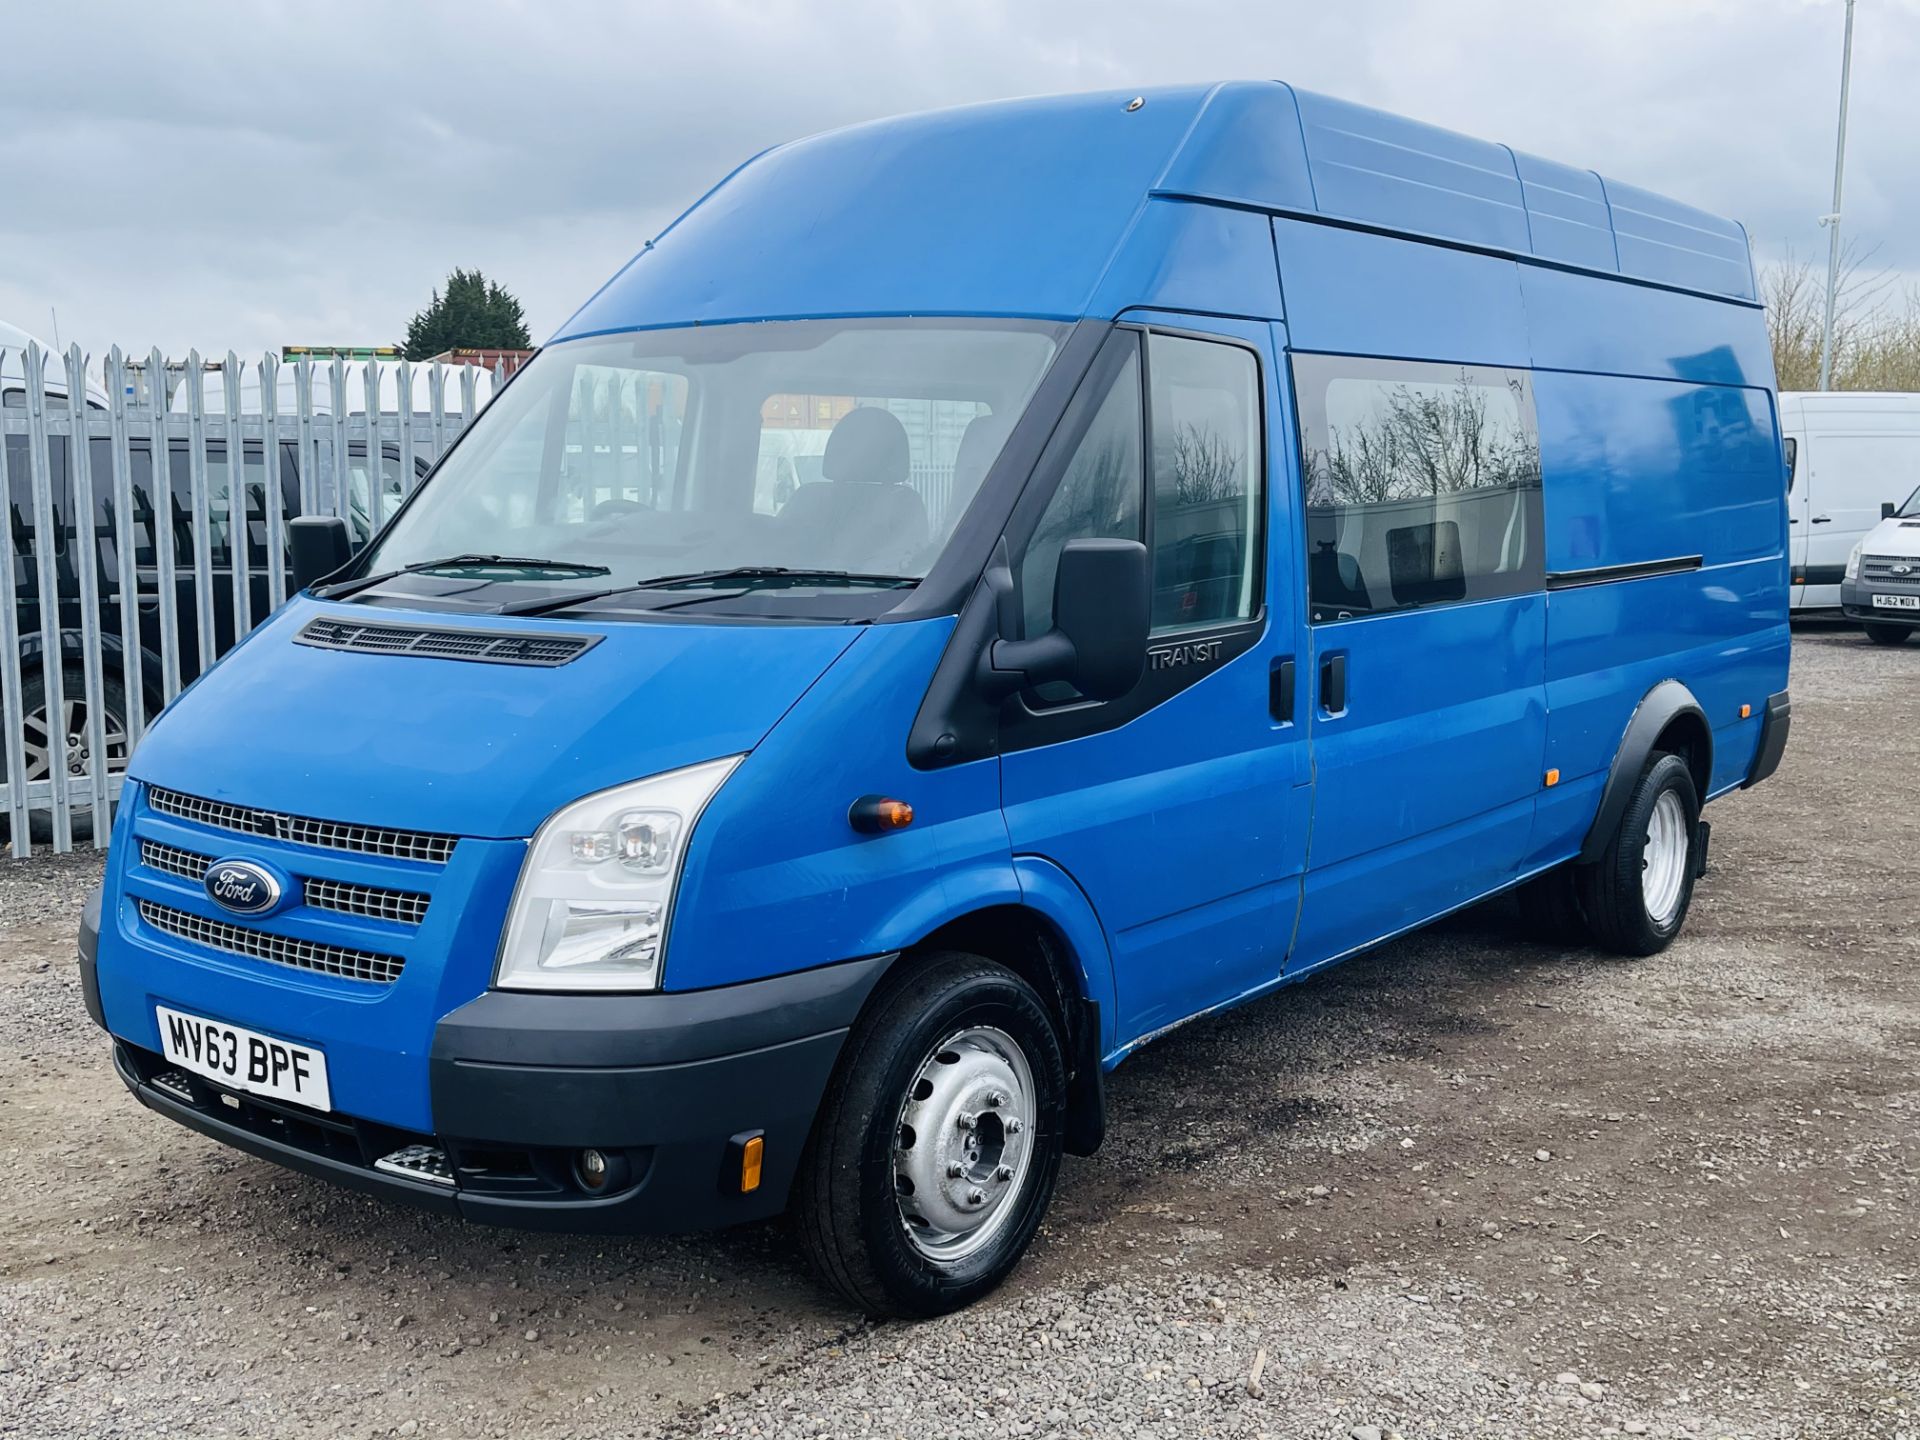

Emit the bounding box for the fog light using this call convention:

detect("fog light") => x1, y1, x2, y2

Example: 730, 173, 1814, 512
572, 1147, 632, 1194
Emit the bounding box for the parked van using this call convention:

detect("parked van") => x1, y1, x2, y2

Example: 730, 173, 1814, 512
1778, 390, 1920, 610
1, 321, 110, 411
78, 84, 1791, 1317
1840, 482, 1920, 643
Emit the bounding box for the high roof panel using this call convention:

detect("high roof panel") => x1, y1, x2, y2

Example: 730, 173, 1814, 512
554, 81, 1756, 340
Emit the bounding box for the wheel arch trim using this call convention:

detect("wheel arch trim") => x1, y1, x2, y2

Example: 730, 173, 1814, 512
1577, 678, 1711, 864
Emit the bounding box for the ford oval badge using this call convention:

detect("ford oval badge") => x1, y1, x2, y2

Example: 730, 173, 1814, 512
203, 859, 284, 916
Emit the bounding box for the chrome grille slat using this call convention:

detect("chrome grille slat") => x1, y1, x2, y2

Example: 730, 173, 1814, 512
301, 875, 431, 926
138, 900, 405, 985
137, 839, 431, 926
296, 616, 598, 668
147, 787, 457, 865
140, 838, 208, 882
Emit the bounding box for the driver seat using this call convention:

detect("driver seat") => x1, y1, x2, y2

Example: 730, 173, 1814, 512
778, 407, 927, 573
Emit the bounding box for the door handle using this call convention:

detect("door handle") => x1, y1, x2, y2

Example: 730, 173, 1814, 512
1269, 657, 1296, 724
1319, 653, 1348, 715
1811, 515, 1834, 523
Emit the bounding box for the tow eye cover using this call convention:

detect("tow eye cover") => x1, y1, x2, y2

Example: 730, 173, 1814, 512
203, 859, 292, 917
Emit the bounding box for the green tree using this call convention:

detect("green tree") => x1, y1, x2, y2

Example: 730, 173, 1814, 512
402, 269, 531, 360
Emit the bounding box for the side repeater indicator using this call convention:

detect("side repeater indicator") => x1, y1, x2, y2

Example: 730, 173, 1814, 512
849, 795, 915, 834
1544, 768, 1560, 788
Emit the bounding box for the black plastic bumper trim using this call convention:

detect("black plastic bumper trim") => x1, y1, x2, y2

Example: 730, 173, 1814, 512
78, 886, 104, 1028
1744, 689, 1791, 789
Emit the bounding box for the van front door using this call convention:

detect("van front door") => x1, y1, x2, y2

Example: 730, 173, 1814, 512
998, 319, 1311, 1048
1287, 353, 1549, 967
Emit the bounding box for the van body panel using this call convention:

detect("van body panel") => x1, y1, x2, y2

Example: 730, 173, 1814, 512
556, 88, 1213, 336
124, 597, 860, 839
1517, 266, 1773, 387
1533, 366, 1787, 829
1271, 219, 1530, 367
1088, 199, 1285, 322
1509, 151, 1618, 273
1001, 315, 1310, 1043
664, 619, 1017, 992
1295, 595, 1547, 964
1597, 179, 1758, 303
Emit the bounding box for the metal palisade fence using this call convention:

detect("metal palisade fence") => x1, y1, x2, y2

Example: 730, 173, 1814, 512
0, 343, 501, 858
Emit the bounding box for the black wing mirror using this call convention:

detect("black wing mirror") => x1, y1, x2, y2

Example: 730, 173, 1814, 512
1884, 502, 1898, 520
979, 538, 1150, 702
289, 516, 353, 591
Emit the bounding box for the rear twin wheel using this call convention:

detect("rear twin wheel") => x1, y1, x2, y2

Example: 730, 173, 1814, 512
1518, 750, 1702, 957
793, 952, 1067, 1318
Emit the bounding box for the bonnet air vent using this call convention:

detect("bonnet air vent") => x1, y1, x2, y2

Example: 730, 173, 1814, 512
296, 617, 601, 667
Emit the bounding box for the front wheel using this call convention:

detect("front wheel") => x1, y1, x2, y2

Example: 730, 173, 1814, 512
1863, 621, 1914, 647
793, 952, 1067, 1318
1575, 751, 1701, 956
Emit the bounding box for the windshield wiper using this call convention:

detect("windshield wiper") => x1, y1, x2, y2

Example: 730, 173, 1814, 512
494, 567, 918, 619
313, 554, 612, 600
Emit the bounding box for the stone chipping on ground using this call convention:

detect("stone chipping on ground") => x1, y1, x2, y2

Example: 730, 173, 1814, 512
0, 626, 1915, 1438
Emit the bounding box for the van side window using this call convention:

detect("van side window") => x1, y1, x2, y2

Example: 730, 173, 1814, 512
1019, 345, 1144, 651
1149, 334, 1262, 634
1293, 355, 1542, 623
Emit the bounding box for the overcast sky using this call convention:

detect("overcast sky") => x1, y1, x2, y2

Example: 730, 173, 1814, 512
3, 0, 1915, 360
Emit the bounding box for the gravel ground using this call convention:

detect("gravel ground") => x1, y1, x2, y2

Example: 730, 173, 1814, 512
1, 624, 1914, 1439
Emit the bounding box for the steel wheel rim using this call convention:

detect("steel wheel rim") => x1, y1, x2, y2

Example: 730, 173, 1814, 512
1641, 788, 1689, 926
893, 1024, 1036, 1263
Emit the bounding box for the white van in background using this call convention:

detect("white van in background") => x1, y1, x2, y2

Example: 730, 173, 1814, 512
0, 321, 111, 410
1779, 391, 1920, 611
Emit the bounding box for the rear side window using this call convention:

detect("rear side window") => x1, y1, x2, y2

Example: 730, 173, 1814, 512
1293, 355, 1542, 623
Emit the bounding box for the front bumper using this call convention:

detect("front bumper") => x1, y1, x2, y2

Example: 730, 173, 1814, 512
83, 891, 893, 1233
1841, 575, 1920, 625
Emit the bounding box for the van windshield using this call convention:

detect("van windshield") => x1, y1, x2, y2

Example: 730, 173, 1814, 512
362, 320, 1066, 596
1900, 484, 1920, 519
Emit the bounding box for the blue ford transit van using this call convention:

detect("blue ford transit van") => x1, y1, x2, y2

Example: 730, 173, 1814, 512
78, 83, 1791, 1317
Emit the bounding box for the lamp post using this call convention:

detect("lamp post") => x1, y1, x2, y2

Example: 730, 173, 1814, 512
1817, 0, 1857, 392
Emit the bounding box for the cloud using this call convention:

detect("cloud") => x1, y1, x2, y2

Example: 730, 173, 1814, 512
2, 0, 1914, 358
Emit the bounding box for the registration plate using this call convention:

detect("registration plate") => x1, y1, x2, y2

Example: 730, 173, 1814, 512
155, 1005, 332, 1111
1872, 593, 1920, 611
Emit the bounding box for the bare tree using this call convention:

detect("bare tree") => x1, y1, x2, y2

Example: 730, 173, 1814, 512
1305, 375, 1538, 508
1763, 245, 1920, 391
1167, 423, 1243, 504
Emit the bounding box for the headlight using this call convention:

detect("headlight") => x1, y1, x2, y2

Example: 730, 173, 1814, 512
495, 756, 741, 992
1846, 542, 1865, 581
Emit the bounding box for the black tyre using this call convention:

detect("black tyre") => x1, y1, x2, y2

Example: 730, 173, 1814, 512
793, 952, 1067, 1318
0, 667, 132, 843
1863, 622, 1914, 647
1514, 862, 1587, 943
1575, 751, 1700, 957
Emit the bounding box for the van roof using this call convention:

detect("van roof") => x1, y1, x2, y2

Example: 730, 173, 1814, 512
556, 81, 1757, 343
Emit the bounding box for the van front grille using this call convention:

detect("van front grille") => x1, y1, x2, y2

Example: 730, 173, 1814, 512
297, 616, 599, 668
138, 839, 430, 926
146, 787, 457, 865
1860, 555, 1920, 584
137, 900, 405, 985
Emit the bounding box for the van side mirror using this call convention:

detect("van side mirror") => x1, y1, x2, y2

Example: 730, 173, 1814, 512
1885, 502, 1898, 520
290, 516, 353, 591
979, 538, 1150, 702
